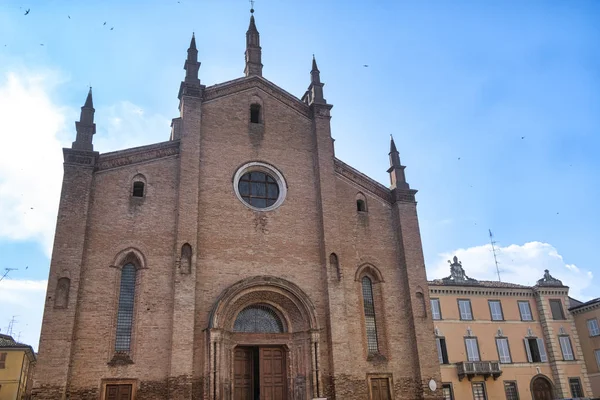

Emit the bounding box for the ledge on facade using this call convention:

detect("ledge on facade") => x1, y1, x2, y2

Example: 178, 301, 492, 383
96, 140, 180, 171
456, 361, 502, 382
108, 352, 134, 366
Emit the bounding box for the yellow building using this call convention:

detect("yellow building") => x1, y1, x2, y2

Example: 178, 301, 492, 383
429, 257, 592, 400
569, 297, 600, 397
0, 334, 36, 400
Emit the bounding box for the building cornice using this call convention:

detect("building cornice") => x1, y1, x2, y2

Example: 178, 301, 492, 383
429, 286, 536, 298
96, 140, 180, 172
203, 75, 311, 119
334, 158, 392, 203
570, 299, 600, 315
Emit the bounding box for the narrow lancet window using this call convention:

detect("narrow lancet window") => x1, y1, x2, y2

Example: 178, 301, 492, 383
180, 243, 192, 274
115, 263, 137, 352
250, 104, 261, 123
362, 276, 379, 354
132, 181, 144, 197
330, 253, 341, 281
54, 277, 70, 309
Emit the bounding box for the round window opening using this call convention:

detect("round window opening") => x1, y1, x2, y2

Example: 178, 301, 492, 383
233, 162, 287, 211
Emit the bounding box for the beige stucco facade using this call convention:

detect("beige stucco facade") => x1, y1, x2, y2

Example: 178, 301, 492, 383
0, 334, 36, 400
570, 297, 600, 397
430, 258, 592, 400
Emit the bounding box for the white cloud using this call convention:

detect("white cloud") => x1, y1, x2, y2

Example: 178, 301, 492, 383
94, 101, 171, 153
0, 278, 47, 351
0, 71, 71, 255
0, 71, 171, 256
427, 241, 595, 301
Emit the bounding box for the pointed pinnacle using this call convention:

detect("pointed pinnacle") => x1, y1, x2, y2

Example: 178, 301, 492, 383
390, 135, 398, 153
84, 87, 93, 108
248, 15, 257, 32
190, 32, 197, 50
312, 54, 319, 72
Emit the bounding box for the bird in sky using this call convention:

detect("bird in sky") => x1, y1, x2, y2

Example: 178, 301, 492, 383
24, 9, 30, 15
110, 27, 114, 30
103, 21, 107, 25
521, 136, 525, 139
40, 43, 44, 46
363, 64, 369, 67
68, 15, 71, 19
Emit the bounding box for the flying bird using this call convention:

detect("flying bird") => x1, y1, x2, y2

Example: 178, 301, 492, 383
68, 15, 71, 19
40, 43, 44, 46
363, 64, 369, 67
110, 27, 114, 30
103, 21, 107, 25
458, 157, 461, 160
24, 9, 30, 15
521, 136, 525, 139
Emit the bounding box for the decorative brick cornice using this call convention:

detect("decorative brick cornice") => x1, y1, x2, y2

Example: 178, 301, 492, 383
533, 288, 569, 296
334, 158, 392, 203
96, 140, 180, 171
429, 287, 535, 298
570, 299, 600, 315
63, 148, 99, 167
204, 75, 311, 118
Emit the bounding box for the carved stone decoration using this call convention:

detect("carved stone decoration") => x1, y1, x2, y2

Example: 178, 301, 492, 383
180, 243, 192, 274
536, 269, 564, 287
54, 277, 70, 309
441, 256, 479, 285
466, 327, 473, 337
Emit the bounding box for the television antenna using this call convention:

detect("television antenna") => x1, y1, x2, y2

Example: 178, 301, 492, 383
489, 229, 501, 281
0, 268, 17, 283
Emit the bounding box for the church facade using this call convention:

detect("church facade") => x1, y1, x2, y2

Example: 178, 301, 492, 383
32, 13, 441, 400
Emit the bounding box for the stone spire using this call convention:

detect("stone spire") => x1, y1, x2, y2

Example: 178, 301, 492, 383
72, 87, 96, 151
303, 55, 326, 105
179, 33, 202, 99
387, 135, 409, 189
244, 11, 263, 77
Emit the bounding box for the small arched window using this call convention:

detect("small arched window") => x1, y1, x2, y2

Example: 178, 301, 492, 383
115, 263, 137, 352
361, 276, 379, 354
356, 193, 367, 212
233, 304, 284, 333
132, 181, 145, 197
250, 104, 261, 123
180, 243, 192, 274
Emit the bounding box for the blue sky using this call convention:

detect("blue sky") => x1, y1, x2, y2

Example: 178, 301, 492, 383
0, 0, 598, 349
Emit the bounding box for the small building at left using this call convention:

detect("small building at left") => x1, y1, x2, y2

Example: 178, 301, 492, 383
0, 334, 36, 400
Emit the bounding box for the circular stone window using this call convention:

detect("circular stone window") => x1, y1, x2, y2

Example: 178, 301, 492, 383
233, 162, 287, 211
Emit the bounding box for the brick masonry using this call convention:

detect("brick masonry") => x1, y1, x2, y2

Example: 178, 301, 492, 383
32, 21, 442, 400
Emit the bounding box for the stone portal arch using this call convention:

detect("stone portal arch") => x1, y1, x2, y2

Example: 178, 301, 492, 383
206, 276, 321, 400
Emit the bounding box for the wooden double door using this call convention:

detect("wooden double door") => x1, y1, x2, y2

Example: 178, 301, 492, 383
105, 384, 132, 400
234, 346, 287, 400
531, 377, 553, 400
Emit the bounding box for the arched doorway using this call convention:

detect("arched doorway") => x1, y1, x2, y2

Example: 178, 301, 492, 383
531, 375, 554, 400
208, 276, 321, 400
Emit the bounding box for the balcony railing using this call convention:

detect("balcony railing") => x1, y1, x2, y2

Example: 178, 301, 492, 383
456, 361, 502, 381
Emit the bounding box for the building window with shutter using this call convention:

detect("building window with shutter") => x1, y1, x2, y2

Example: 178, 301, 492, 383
431, 298, 441, 320
595, 349, 600, 369
488, 300, 504, 321
0, 353, 6, 369
587, 318, 600, 336
503, 381, 519, 400
524, 337, 548, 363
549, 299, 565, 320
559, 336, 574, 361
458, 299, 473, 320
442, 383, 454, 400
361, 276, 379, 355
436, 337, 449, 364
472, 382, 487, 400
569, 377, 583, 398
115, 263, 137, 353
465, 337, 480, 362
518, 301, 533, 321
496, 338, 512, 363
